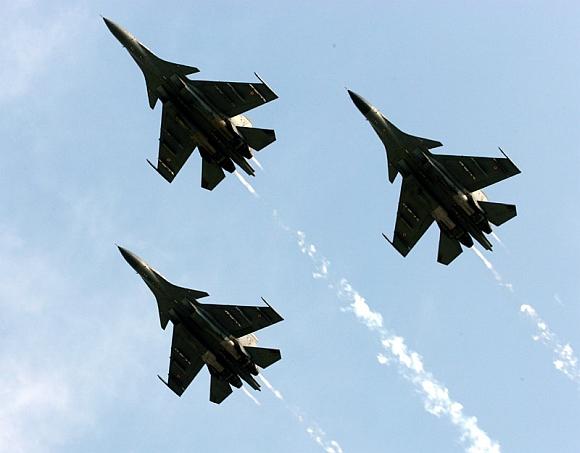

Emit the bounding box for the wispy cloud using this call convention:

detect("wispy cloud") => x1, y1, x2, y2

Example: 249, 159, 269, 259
520, 304, 580, 385
0, 207, 154, 453
258, 375, 344, 453
234, 171, 259, 198
0, 2, 86, 102
285, 221, 500, 453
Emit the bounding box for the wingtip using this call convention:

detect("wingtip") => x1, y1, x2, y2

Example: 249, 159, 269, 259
260, 297, 271, 308
381, 233, 394, 246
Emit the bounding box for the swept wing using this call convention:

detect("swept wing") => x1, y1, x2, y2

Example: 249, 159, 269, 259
387, 175, 435, 256
188, 76, 277, 118
162, 323, 205, 396
150, 101, 199, 182
431, 153, 520, 192
202, 299, 283, 338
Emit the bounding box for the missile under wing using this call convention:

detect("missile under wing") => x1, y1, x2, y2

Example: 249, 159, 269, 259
104, 18, 278, 191
117, 246, 283, 403
348, 90, 521, 264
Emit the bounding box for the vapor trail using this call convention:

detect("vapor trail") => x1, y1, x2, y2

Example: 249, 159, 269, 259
241, 386, 261, 406
471, 247, 579, 387
491, 231, 505, 247
234, 171, 259, 198
284, 220, 500, 453
520, 305, 580, 385
471, 247, 514, 293
258, 375, 344, 453
251, 157, 264, 171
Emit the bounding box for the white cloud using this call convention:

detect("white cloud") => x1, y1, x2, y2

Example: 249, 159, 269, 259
0, 220, 154, 453
0, 2, 86, 102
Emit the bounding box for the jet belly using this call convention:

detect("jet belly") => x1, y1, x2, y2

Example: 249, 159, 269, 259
162, 76, 251, 172
402, 151, 478, 246
174, 300, 256, 386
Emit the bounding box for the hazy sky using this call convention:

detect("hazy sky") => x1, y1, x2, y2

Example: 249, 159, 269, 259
1, 1, 579, 452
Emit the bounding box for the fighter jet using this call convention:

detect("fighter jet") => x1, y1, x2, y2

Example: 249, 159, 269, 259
118, 246, 283, 403
348, 90, 521, 265
104, 17, 278, 190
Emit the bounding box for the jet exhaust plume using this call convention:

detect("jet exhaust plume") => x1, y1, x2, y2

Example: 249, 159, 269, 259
258, 375, 344, 452
234, 171, 259, 198
251, 157, 264, 171
241, 386, 261, 406
471, 247, 514, 293
490, 232, 505, 249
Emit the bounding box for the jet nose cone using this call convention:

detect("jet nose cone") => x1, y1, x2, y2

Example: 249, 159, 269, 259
347, 89, 372, 116
117, 245, 145, 274
103, 17, 133, 47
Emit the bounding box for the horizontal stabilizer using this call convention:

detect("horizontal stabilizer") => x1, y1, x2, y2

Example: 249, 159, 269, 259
201, 158, 226, 191
245, 346, 281, 369
479, 201, 517, 226
237, 127, 276, 151
437, 230, 463, 265
210, 375, 232, 404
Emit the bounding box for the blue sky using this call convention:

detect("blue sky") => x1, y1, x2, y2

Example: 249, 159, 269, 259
1, 1, 579, 452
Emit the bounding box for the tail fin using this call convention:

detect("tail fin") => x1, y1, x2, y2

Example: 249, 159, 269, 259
209, 375, 232, 404
478, 201, 517, 226
437, 230, 463, 265
237, 127, 276, 151
245, 346, 281, 369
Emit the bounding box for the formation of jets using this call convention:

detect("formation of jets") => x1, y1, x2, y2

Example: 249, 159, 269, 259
105, 18, 520, 403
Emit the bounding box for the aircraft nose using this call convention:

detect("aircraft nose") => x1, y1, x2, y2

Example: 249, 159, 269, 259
117, 245, 146, 274
347, 89, 372, 116
103, 17, 134, 48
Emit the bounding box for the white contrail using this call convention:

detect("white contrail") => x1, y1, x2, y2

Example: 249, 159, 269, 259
490, 232, 506, 249
520, 305, 580, 385
471, 247, 580, 387
258, 374, 284, 401
258, 375, 344, 453
234, 171, 259, 198
241, 386, 261, 406
470, 247, 514, 293
251, 157, 264, 171
297, 231, 330, 280
290, 226, 500, 453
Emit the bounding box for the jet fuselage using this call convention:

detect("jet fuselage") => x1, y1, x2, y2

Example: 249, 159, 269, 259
361, 100, 493, 250
104, 18, 254, 176
118, 247, 260, 390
